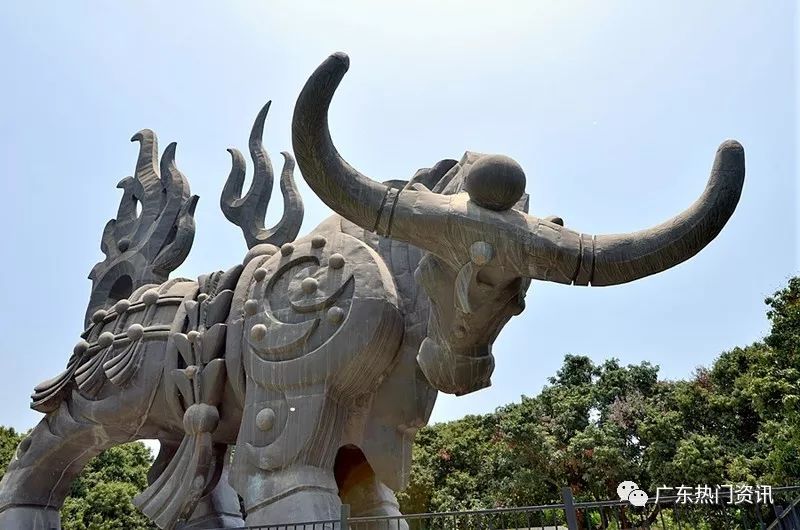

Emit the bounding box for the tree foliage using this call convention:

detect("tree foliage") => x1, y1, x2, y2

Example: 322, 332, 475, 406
0, 427, 23, 477
61, 442, 155, 530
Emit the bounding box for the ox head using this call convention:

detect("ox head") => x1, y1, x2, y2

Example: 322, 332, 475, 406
292, 53, 745, 396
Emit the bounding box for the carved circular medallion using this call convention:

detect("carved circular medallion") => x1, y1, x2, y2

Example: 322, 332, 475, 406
242, 231, 398, 368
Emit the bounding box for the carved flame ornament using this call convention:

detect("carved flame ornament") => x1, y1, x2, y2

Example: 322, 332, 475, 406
86, 131, 198, 327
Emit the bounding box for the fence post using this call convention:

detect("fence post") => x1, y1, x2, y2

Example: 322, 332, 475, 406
561, 487, 579, 530
340, 503, 351, 530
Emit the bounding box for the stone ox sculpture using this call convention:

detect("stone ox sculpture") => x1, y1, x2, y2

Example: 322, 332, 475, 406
0, 53, 745, 529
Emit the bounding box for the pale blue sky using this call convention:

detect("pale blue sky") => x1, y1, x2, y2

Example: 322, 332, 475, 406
0, 1, 796, 434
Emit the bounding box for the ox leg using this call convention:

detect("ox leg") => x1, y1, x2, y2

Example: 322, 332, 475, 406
240, 465, 341, 527
341, 478, 406, 529
0, 402, 125, 530
179, 447, 245, 529
337, 447, 408, 530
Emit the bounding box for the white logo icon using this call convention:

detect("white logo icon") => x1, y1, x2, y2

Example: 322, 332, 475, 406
617, 481, 649, 507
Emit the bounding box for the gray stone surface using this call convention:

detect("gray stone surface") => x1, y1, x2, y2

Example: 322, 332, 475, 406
0, 52, 745, 530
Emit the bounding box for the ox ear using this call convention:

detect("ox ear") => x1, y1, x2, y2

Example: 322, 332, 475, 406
515, 193, 530, 213
382, 179, 409, 189
405, 159, 458, 191
432, 152, 484, 194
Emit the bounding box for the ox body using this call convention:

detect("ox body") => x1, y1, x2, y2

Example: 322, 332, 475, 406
0, 53, 745, 529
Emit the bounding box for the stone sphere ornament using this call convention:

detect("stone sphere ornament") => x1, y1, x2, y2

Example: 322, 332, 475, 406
244, 299, 259, 315
464, 154, 526, 211
142, 289, 160, 306
91, 309, 107, 324
73, 340, 90, 356
97, 332, 115, 348
114, 299, 131, 314
126, 324, 145, 341
329, 253, 345, 269
255, 408, 276, 431
253, 268, 268, 282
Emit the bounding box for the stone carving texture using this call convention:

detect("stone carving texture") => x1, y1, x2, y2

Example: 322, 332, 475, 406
0, 52, 745, 530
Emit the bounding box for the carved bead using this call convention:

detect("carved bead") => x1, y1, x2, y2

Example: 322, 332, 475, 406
97, 332, 115, 348
250, 324, 267, 341
469, 241, 494, 266
91, 309, 107, 324
127, 323, 144, 341
142, 289, 159, 306
117, 238, 130, 252
187, 330, 201, 344
329, 253, 345, 269
244, 299, 259, 316
73, 340, 90, 356
183, 404, 219, 434
185, 365, 199, 379
301, 277, 318, 294
253, 268, 268, 282
255, 407, 276, 431
327, 306, 345, 325
311, 235, 326, 248
280, 243, 294, 256
197, 293, 209, 303
114, 299, 131, 314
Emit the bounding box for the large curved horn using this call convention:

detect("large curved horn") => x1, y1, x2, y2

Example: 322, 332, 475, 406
293, 53, 745, 288
292, 52, 398, 232
576, 140, 745, 286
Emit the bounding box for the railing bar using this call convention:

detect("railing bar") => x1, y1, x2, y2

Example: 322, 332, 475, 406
230, 487, 800, 530
755, 501, 766, 530
742, 505, 751, 530
773, 502, 786, 530
723, 504, 732, 530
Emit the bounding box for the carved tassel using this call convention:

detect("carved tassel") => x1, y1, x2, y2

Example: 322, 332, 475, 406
133, 404, 218, 529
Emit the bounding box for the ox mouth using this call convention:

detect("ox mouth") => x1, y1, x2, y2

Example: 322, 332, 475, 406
416, 337, 495, 396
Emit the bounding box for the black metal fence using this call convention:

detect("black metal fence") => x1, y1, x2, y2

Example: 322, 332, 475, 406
223, 486, 800, 530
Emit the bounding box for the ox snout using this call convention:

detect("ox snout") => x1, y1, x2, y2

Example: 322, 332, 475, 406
416, 337, 495, 396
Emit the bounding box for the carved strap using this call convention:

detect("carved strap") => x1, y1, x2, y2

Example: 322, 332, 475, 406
573, 233, 595, 286
374, 187, 401, 237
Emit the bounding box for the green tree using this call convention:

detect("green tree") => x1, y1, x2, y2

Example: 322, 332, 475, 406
0, 427, 24, 477
61, 442, 155, 530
